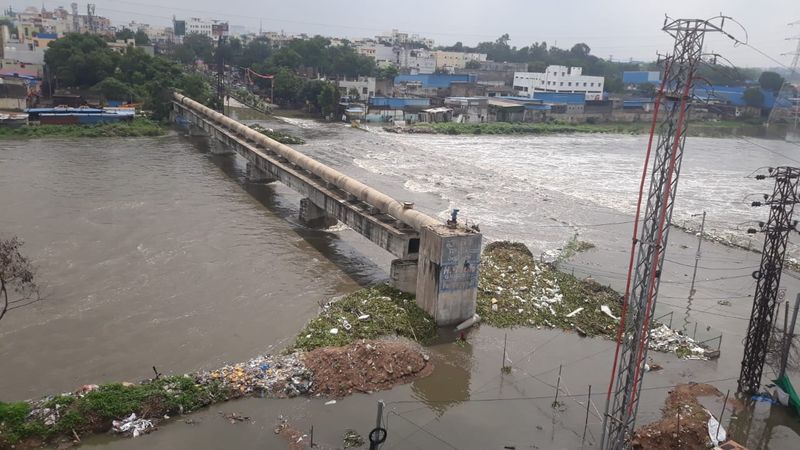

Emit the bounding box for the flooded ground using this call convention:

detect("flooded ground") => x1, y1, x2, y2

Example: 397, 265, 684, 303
2, 110, 799, 448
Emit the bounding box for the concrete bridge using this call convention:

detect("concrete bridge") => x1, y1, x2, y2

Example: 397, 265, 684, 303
171, 93, 482, 326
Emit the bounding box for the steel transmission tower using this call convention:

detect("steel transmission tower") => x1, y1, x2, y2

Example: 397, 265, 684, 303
600, 18, 734, 450
738, 167, 800, 394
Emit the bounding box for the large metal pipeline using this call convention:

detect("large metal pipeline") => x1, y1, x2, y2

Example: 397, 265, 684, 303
174, 93, 440, 231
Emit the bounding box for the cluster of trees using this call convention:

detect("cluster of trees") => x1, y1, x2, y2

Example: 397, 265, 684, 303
742, 71, 787, 108
114, 28, 151, 46
45, 34, 215, 119
169, 34, 382, 112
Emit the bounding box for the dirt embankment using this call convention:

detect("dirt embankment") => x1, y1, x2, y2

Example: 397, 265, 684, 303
631, 383, 741, 450
303, 339, 433, 398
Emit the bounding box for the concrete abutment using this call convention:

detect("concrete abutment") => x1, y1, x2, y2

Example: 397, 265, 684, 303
390, 258, 418, 294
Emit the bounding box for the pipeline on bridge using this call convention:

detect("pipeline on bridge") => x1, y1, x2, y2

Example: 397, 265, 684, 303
173, 92, 441, 232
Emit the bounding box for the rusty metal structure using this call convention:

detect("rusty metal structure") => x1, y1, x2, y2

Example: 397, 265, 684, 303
600, 17, 734, 449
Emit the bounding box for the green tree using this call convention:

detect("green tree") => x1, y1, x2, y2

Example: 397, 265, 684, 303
743, 87, 765, 107
317, 82, 339, 117
181, 33, 214, 62
45, 33, 119, 87
272, 68, 304, 106
377, 65, 398, 80
239, 38, 272, 68
134, 29, 150, 46
94, 77, 135, 102
115, 28, 135, 41
268, 47, 303, 71
759, 71, 785, 93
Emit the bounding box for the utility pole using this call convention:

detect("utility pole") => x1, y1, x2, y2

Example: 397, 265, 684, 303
738, 167, 800, 394
779, 293, 800, 379
683, 211, 706, 333
601, 17, 737, 450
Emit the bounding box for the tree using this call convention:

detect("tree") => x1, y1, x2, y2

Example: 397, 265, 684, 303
759, 71, 785, 93
134, 29, 150, 46
317, 82, 339, 117
180, 33, 214, 62
272, 68, 304, 106
94, 77, 135, 102
377, 65, 398, 80
570, 43, 591, 57
0, 237, 38, 323
743, 87, 765, 107
45, 33, 119, 87
115, 28, 135, 41
239, 38, 272, 68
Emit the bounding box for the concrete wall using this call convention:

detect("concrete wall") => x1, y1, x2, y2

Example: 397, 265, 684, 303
416, 225, 482, 325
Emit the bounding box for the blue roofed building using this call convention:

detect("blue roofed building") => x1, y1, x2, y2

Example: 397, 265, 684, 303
623, 71, 661, 85
393, 74, 476, 89
693, 85, 776, 109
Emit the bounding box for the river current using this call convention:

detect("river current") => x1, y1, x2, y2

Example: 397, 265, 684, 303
2, 118, 799, 448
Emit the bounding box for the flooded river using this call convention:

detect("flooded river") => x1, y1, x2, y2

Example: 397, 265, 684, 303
2, 114, 800, 448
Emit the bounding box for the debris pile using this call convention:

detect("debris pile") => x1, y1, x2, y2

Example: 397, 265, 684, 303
195, 353, 311, 398
632, 383, 738, 450
648, 324, 714, 360
293, 285, 437, 351
303, 339, 433, 398
476, 241, 622, 336
343, 429, 366, 448
248, 124, 305, 145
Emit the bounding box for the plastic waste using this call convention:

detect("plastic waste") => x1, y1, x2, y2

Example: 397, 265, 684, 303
600, 305, 619, 321
111, 413, 153, 438
566, 307, 584, 318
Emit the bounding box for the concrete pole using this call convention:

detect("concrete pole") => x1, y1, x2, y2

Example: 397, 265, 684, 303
779, 293, 800, 379
683, 211, 705, 333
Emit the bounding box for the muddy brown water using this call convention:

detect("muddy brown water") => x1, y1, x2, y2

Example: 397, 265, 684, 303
1, 110, 799, 448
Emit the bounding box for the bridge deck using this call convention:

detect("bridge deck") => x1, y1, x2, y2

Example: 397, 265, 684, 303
174, 101, 421, 259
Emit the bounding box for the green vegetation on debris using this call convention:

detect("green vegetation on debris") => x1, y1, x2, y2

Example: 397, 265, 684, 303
476, 241, 622, 337
292, 285, 437, 351
0, 118, 166, 139
249, 124, 305, 144
409, 122, 649, 136
405, 120, 765, 138
0, 377, 232, 447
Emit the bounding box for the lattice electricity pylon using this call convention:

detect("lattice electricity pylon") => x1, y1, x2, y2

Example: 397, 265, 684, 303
600, 17, 735, 450
737, 167, 800, 395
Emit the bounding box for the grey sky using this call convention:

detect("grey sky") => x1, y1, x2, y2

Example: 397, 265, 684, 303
10, 0, 799, 68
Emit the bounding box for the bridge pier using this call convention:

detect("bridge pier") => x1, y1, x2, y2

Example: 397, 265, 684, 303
246, 162, 277, 183
416, 225, 482, 326
299, 198, 337, 228
390, 258, 418, 294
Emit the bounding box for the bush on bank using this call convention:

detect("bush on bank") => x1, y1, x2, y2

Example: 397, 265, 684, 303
0, 118, 166, 139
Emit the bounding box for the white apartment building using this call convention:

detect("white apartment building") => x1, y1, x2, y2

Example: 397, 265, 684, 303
186, 17, 213, 38
513, 65, 604, 100
337, 76, 377, 101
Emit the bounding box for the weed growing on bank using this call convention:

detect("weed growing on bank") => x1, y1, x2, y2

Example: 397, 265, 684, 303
0, 118, 166, 139
292, 285, 437, 351
0, 377, 231, 447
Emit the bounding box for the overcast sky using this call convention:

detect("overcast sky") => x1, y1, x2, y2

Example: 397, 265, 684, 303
10, 0, 799, 68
